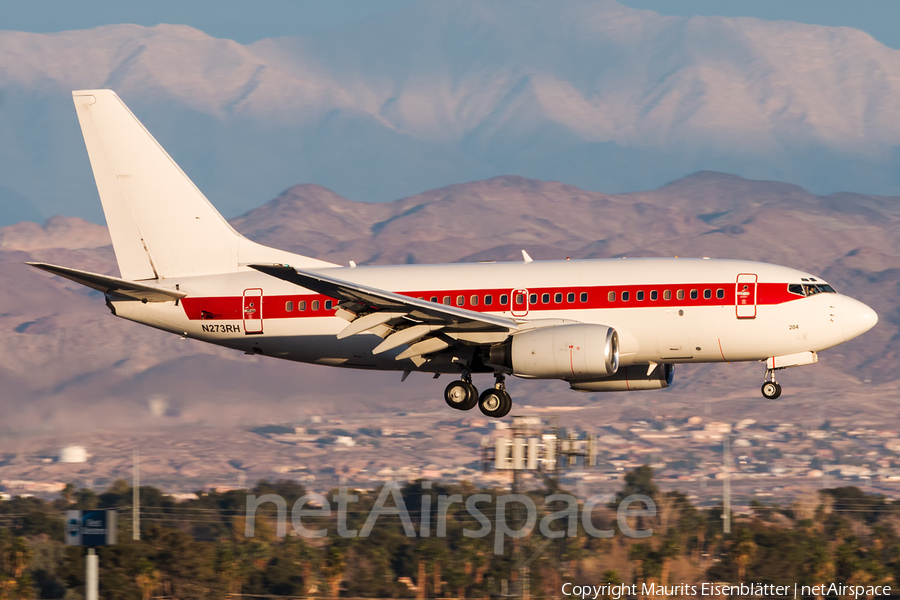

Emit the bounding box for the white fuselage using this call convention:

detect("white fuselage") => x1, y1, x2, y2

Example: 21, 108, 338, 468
109, 257, 872, 374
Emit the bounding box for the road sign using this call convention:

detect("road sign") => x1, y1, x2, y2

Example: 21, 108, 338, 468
65, 510, 117, 546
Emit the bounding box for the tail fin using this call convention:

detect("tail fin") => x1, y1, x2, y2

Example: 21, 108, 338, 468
72, 90, 334, 280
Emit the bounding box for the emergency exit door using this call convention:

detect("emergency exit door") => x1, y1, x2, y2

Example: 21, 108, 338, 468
243, 288, 264, 334
511, 289, 529, 317
735, 274, 757, 319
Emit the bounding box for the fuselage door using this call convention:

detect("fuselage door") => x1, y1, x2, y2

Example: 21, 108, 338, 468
243, 288, 264, 334
511, 289, 529, 317
735, 273, 758, 319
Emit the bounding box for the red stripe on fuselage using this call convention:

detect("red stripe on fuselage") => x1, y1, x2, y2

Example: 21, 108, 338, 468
181, 282, 803, 321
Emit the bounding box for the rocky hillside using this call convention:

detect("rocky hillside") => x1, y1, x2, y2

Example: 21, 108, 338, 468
1, 172, 895, 434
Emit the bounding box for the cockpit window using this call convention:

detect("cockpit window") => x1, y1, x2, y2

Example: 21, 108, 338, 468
789, 283, 836, 297
804, 284, 833, 296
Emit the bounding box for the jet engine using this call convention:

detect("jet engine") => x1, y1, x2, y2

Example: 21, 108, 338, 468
569, 363, 674, 392
490, 324, 619, 379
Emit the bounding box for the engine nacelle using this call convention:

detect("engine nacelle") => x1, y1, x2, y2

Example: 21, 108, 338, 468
569, 364, 674, 392
501, 324, 619, 379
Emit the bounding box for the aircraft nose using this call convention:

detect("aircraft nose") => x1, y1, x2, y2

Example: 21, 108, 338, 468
841, 295, 878, 341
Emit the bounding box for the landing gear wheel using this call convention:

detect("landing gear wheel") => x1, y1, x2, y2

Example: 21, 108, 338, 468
459, 382, 478, 411
761, 381, 782, 400
445, 381, 476, 410
478, 388, 512, 418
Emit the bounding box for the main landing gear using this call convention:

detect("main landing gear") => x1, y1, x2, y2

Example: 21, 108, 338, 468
443, 376, 478, 411
444, 372, 512, 418
761, 368, 782, 400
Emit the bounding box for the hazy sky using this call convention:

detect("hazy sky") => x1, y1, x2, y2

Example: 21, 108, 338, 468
4, 0, 900, 48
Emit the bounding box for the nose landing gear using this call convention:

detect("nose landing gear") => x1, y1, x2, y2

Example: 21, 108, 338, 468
761, 368, 782, 400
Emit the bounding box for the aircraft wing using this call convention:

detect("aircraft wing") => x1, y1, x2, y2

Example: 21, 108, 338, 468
250, 264, 517, 331
27, 262, 186, 302
250, 264, 519, 365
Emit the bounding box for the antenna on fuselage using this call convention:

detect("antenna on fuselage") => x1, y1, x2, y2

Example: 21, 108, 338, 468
521, 250, 533, 263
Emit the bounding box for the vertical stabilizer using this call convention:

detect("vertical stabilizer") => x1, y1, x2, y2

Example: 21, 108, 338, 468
72, 90, 333, 280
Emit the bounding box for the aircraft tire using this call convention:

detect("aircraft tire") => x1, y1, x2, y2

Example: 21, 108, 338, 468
478, 388, 512, 418
459, 382, 479, 411
445, 381, 473, 410
497, 390, 512, 418
760, 381, 782, 400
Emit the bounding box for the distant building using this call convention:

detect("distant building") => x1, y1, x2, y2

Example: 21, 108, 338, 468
170, 493, 199, 502
706, 422, 732, 434
1, 480, 66, 493
59, 445, 88, 464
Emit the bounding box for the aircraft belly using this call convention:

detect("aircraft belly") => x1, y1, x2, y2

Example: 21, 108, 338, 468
253, 317, 346, 362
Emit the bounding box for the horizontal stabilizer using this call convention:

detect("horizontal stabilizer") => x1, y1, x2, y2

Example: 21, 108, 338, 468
27, 262, 186, 302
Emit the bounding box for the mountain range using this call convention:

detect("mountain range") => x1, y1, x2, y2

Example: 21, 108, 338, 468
1, 172, 896, 435
3, 0, 900, 226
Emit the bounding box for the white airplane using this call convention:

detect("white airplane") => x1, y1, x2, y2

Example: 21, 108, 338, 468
29, 90, 878, 419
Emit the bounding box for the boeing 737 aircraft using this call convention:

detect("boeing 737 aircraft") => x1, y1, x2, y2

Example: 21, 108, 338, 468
29, 90, 878, 419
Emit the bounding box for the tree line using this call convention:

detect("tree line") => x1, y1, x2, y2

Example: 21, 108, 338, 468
0, 468, 898, 599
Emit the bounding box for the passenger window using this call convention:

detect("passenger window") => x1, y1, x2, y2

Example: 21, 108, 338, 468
470, 295, 479, 306
325, 300, 333, 310
515, 293, 525, 304
542, 293, 550, 303
664, 290, 671, 300
500, 294, 508, 305
716, 288, 725, 299
299, 301, 307, 311
286, 301, 294, 312
430, 296, 438, 303
530, 293, 537, 304
636, 291, 644, 301
443, 296, 451, 305
312, 300, 320, 311
690, 290, 698, 300
608, 291, 616, 302
457, 295, 465, 306
485, 295, 493, 306
580, 292, 588, 303
622, 291, 630, 301
555, 293, 562, 303
650, 290, 658, 301
703, 289, 711, 300
567, 292, 575, 303
676, 290, 685, 300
